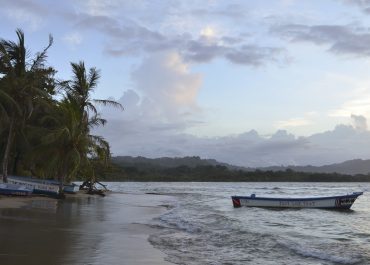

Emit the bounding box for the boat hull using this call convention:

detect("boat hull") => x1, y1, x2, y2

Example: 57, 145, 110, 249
231, 192, 363, 209
63, 184, 79, 194
0, 184, 33, 196
8, 176, 60, 197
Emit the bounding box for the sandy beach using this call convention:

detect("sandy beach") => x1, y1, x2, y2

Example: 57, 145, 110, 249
0, 192, 174, 265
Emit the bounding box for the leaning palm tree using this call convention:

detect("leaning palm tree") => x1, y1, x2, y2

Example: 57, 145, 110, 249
0, 29, 53, 182
59, 61, 123, 186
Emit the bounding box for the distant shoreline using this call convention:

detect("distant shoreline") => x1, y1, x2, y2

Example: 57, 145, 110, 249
100, 164, 370, 182
99, 178, 370, 182
100, 156, 370, 182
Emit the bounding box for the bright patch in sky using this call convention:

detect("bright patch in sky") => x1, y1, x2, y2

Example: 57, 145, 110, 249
3, 0, 370, 166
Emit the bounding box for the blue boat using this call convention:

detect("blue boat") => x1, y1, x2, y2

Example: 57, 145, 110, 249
8, 175, 79, 194
232, 192, 363, 209
8, 176, 60, 196
0, 183, 33, 196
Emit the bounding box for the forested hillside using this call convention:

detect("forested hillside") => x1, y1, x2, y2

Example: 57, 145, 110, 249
100, 156, 370, 182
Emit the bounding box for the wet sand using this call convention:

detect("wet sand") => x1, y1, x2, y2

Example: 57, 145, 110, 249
0, 192, 174, 265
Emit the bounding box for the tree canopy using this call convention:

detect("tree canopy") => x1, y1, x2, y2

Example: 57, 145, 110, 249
0, 29, 122, 190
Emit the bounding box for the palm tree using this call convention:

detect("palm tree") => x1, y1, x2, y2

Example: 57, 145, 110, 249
31, 61, 122, 195
62, 61, 123, 119
59, 62, 123, 184
0, 29, 53, 182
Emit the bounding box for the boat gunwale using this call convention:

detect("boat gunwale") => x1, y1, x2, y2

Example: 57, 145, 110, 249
232, 192, 363, 202
8, 175, 76, 187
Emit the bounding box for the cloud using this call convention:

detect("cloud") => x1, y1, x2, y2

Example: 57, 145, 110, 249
65, 4, 286, 66
82, 0, 117, 16
275, 117, 312, 128
105, 122, 370, 167
329, 94, 370, 118
273, 23, 370, 57
182, 4, 248, 20
351, 114, 367, 131
63, 32, 83, 48
0, 0, 49, 30
130, 52, 202, 121
341, 0, 370, 14
94, 51, 204, 147
94, 48, 370, 167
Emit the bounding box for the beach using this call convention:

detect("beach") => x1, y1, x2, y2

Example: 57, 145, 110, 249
0, 192, 174, 265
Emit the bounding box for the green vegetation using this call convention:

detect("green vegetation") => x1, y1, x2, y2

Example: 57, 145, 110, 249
0, 29, 122, 192
100, 156, 370, 182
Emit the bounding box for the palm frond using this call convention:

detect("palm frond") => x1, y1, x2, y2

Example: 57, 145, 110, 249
88, 67, 100, 89
86, 102, 98, 116
93, 99, 124, 110
88, 116, 106, 128
31, 34, 53, 70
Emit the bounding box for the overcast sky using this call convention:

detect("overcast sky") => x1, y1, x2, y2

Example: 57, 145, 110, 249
3, 0, 370, 166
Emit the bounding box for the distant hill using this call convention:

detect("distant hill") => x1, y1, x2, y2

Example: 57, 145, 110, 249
112, 156, 370, 176
103, 156, 370, 182
258, 159, 370, 175
111, 156, 241, 170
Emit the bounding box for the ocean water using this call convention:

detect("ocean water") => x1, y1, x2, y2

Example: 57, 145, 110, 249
111, 182, 370, 265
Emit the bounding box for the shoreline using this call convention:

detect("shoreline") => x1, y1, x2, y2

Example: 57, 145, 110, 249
0, 192, 174, 265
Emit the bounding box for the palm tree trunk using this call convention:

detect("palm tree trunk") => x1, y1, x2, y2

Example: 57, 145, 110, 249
58, 163, 67, 199
2, 115, 15, 183
58, 176, 65, 199
12, 151, 20, 175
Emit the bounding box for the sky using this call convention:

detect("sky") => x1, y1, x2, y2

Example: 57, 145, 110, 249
3, 0, 370, 166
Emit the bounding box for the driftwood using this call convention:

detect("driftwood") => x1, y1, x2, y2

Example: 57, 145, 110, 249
79, 180, 107, 197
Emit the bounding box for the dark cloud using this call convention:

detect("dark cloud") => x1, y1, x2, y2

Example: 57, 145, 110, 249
0, 0, 51, 29
76, 15, 165, 42
273, 23, 370, 57
187, 4, 247, 20
225, 45, 284, 66
0, 0, 282, 66
342, 0, 370, 14
0, 0, 48, 16
182, 40, 226, 62
66, 9, 286, 66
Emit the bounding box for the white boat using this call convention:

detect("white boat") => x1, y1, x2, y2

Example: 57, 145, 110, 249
0, 183, 33, 196
62, 183, 79, 193
8, 175, 79, 194
231, 192, 363, 209
8, 176, 60, 197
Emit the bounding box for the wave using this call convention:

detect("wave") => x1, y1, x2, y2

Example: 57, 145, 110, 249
278, 240, 362, 265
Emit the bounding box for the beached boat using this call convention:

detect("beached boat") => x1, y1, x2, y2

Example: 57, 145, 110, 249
231, 192, 363, 209
7, 175, 79, 194
61, 183, 79, 193
0, 183, 33, 196
8, 176, 60, 196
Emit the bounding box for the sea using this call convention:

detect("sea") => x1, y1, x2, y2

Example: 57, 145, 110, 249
111, 182, 370, 265
0, 182, 369, 265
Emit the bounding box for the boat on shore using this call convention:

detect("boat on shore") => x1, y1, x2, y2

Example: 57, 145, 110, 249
231, 192, 363, 209
0, 183, 33, 196
8, 176, 80, 193
7, 175, 79, 194
8, 176, 60, 197
59, 182, 79, 193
